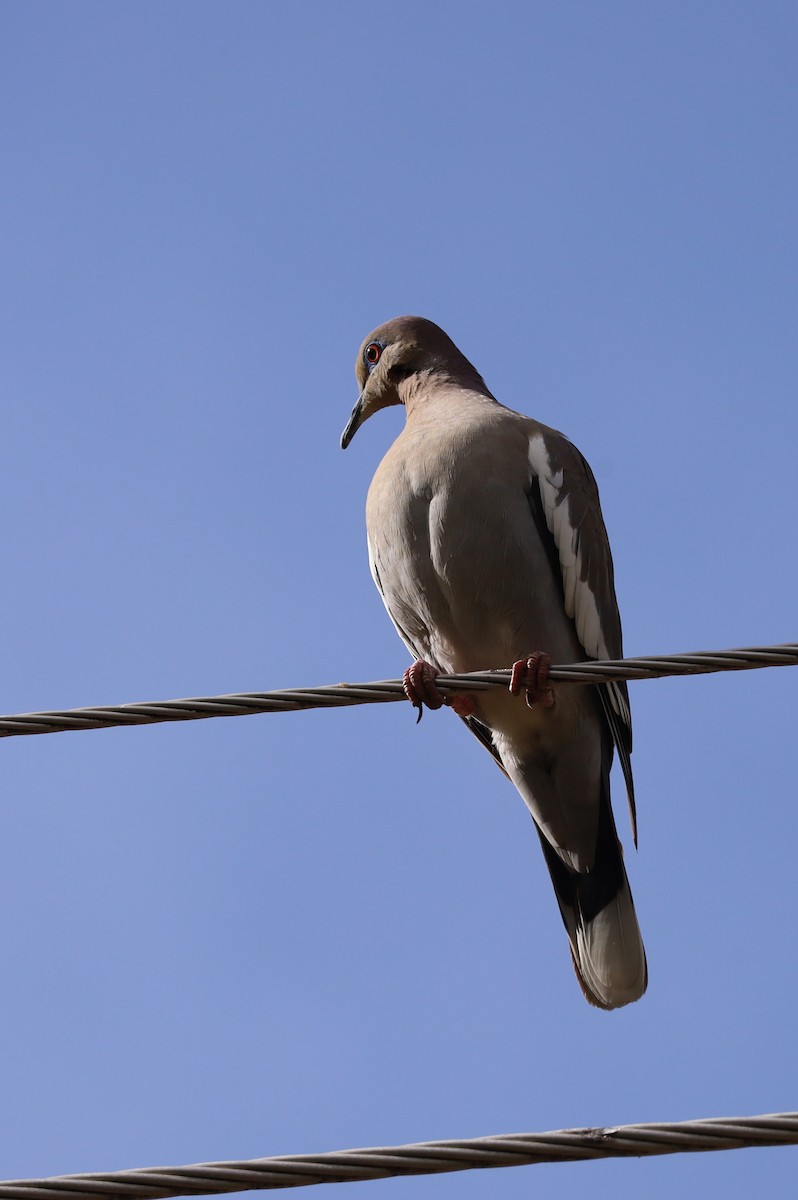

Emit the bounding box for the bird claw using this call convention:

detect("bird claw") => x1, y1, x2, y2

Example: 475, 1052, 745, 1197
403, 660, 446, 722
403, 661, 477, 721
509, 651, 555, 709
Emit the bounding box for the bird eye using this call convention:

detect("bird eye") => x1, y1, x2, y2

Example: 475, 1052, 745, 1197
364, 342, 382, 367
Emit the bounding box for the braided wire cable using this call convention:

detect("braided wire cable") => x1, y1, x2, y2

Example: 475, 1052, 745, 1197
0, 1111, 795, 1199
0, 643, 795, 740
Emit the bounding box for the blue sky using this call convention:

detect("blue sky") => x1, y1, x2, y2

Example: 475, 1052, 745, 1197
1, 2, 797, 1196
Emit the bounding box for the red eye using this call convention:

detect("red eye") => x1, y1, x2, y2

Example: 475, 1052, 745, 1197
364, 342, 382, 366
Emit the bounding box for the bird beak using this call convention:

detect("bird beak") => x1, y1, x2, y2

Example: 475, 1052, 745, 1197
340, 393, 366, 449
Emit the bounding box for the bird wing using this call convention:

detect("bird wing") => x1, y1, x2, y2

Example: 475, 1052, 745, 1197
367, 535, 426, 661
526, 426, 636, 842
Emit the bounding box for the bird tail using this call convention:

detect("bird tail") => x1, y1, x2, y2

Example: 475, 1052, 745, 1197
537, 781, 647, 1010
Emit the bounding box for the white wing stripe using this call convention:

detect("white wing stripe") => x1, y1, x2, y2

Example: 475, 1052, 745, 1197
527, 433, 611, 663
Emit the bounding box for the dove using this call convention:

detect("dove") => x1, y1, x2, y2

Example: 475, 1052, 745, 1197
341, 316, 646, 1009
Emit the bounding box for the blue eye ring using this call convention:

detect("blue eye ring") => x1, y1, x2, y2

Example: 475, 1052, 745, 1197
364, 341, 383, 369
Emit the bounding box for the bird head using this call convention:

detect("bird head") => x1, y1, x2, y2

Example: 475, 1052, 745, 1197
340, 315, 488, 448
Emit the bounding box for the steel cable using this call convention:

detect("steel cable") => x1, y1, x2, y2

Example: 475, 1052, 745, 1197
0, 643, 795, 739
1, 1111, 795, 1199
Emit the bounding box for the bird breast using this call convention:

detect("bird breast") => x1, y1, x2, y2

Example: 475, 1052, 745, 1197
365, 410, 583, 675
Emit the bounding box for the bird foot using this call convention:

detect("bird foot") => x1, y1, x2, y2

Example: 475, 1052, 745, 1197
402, 660, 476, 722
403, 660, 445, 721
448, 693, 477, 718
509, 652, 555, 709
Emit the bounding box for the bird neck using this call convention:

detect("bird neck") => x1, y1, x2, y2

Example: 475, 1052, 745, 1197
400, 367, 495, 419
